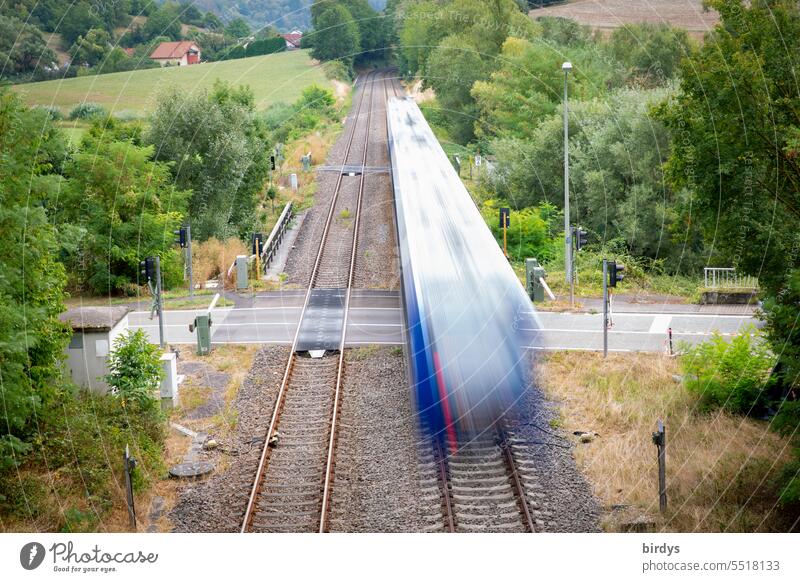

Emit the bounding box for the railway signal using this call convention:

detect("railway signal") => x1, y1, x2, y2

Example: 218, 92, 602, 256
270, 155, 276, 171
574, 227, 588, 251
609, 260, 625, 288
174, 226, 187, 248
499, 208, 510, 258
173, 225, 193, 297
140, 256, 165, 348
569, 226, 587, 306
253, 232, 264, 278
139, 257, 156, 282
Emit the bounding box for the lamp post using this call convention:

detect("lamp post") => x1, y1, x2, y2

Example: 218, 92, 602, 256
562, 61, 572, 287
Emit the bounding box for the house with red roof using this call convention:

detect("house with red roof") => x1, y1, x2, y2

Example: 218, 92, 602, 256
149, 41, 201, 66
280, 30, 303, 51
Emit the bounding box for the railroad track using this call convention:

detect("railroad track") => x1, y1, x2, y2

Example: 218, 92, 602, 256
241, 70, 391, 533
430, 427, 539, 533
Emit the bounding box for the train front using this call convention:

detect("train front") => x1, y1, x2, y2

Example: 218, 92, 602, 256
387, 96, 540, 442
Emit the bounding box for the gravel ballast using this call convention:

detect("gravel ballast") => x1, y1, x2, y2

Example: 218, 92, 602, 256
170, 346, 289, 532
328, 346, 442, 532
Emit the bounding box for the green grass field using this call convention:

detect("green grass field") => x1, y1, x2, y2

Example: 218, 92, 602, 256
13, 50, 331, 115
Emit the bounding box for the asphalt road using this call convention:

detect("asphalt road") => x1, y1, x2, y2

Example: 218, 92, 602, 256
130, 290, 757, 353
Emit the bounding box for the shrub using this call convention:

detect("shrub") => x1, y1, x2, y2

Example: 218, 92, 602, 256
35, 105, 63, 121
296, 84, 336, 115
322, 59, 352, 82
105, 329, 163, 414
680, 326, 775, 415
68, 102, 107, 120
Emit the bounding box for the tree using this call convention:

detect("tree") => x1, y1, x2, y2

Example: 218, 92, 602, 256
50, 129, 189, 295
0, 92, 70, 471
659, 0, 800, 480
105, 329, 163, 412
311, 4, 361, 69
488, 87, 706, 269
660, 0, 800, 319
425, 34, 488, 143
472, 36, 620, 140
314, 0, 385, 64
59, 3, 104, 47
202, 11, 223, 31
608, 22, 692, 84
147, 81, 271, 241
69, 28, 112, 68
0, 15, 58, 78
178, 2, 204, 26
142, 2, 182, 41
225, 17, 251, 39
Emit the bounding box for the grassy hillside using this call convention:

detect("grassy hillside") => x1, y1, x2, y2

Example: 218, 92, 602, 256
13, 49, 330, 115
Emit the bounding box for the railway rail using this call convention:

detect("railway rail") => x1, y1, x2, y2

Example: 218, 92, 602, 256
241, 70, 393, 533
433, 427, 538, 533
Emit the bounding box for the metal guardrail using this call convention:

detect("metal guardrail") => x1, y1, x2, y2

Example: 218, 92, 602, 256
224, 201, 294, 280
704, 267, 759, 290
261, 201, 294, 272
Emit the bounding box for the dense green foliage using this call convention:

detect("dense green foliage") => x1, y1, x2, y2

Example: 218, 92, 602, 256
681, 328, 776, 415
659, 0, 800, 501
0, 14, 58, 80
310, 3, 362, 69
105, 329, 164, 412
0, 91, 70, 474
146, 81, 271, 241
48, 132, 188, 295
262, 84, 340, 144
217, 37, 286, 60
396, 0, 538, 142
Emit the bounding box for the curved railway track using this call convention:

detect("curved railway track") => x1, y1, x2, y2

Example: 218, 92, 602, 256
241, 70, 393, 533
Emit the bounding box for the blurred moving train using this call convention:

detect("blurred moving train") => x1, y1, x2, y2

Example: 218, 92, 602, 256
387, 96, 540, 441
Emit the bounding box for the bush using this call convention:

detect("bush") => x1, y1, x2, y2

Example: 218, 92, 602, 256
322, 59, 352, 82
34, 105, 63, 121
68, 102, 107, 120
680, 327, 776, 416
481, 200, 558, 262
105, 329, 164, 414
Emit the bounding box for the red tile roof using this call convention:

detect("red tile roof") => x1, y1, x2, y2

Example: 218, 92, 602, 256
149, 41, 200, 59
280, 32, 302, 48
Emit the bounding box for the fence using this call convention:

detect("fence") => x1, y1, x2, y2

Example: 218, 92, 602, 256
261, 201, 294, 271
703, 267, 759, 290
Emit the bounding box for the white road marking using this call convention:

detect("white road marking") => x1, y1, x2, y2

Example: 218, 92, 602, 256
649, 314, 673, 334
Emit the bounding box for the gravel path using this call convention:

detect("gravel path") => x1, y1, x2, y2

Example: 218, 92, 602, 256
328, 347, 442, 532
504, 366, 603, 532
169, 346, 289, 532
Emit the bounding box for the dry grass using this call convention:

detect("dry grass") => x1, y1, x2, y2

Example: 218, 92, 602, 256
539, 352, 796, 532
173, 344, 258, 438
192, 237, 248, 289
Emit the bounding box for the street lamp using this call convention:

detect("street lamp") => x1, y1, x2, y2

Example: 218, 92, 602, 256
562, 61, 572, 290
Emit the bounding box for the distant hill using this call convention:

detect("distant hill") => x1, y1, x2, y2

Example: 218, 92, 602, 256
195, 0, 387, 32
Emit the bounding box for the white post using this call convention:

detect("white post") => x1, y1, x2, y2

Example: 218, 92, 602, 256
564, 72, 570, 283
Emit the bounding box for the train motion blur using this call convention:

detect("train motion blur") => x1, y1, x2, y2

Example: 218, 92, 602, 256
387, 96, 539, 441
